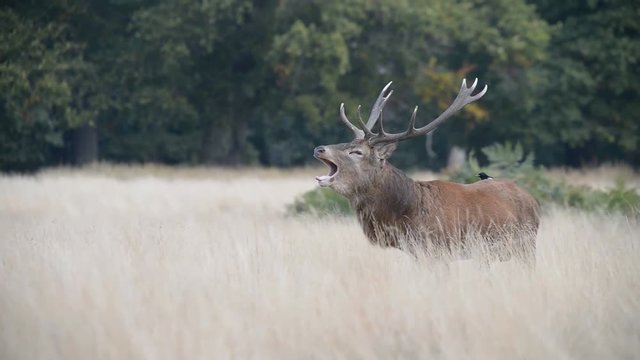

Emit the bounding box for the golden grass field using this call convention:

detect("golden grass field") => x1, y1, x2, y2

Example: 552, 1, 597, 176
1, 165, 639, 359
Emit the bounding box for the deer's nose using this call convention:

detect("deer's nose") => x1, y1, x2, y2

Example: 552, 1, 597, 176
314, 146, 326, 157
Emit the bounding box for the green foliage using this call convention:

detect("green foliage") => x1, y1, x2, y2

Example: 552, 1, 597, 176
0, 0, 638, 170
263, 0, 553, 167
525, 0, 640, 165
564, 181, 640, 214
108, 0, 260, 164
0, 8, 101, 170
450, 143, 640, 214
287, 188, 353, 217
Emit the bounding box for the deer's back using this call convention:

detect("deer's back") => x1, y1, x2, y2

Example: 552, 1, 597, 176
415, 179, 539, 241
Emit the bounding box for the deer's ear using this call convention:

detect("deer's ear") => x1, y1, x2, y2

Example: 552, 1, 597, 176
373, 142, 397, 160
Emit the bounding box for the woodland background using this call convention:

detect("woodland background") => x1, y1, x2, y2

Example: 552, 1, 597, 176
1, 0, 639, 171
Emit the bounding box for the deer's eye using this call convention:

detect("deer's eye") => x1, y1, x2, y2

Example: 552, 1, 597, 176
349, 150, 363, 156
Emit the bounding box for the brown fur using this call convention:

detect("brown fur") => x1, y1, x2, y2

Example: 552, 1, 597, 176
354, 163, 539, 248
314, 141, 540, 261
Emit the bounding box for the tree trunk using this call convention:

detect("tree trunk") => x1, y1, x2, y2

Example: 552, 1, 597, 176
201, 121, 232, 165
446, 146, 466, 173
226, 116, 248, 165
71, 123, 98, 165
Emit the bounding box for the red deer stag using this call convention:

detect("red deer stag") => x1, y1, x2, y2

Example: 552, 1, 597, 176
314, 79, 539, 262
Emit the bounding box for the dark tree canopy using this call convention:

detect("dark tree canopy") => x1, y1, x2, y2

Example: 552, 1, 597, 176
0, 0, 638, 171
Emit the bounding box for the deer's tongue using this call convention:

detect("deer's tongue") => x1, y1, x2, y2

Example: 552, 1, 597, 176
315, 158, 337, 185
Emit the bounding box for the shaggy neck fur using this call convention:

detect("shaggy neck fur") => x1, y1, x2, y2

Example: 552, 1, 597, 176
348, 162, 419, 246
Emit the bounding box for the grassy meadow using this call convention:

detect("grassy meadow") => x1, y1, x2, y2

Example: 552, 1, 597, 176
1, 165, 639, 359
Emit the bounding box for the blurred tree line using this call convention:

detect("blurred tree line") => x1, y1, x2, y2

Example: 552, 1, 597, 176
1, 0, 638, 171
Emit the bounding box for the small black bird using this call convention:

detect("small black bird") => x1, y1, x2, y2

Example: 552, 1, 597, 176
477, 172, 493, 180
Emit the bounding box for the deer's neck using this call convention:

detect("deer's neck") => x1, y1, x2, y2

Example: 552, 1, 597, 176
350, 162, 418, 233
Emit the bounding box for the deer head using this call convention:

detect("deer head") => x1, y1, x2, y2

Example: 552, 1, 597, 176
314, 79, 488, 196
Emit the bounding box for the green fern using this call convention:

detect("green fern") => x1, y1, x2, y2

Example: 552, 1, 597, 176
287, 187, 353, 216
449, 142, 640, 215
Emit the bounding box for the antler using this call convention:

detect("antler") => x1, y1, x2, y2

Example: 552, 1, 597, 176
368, 78, 488, 144
340, 81, 393, 139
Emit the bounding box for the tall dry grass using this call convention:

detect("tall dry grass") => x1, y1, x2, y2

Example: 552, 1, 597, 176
0, 167, 639, 359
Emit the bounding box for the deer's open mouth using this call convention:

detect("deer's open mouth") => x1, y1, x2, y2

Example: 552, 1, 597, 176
315, 158, 338, 186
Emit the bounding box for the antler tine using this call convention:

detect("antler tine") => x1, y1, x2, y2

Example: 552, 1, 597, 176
365, 82, 393, 130
340, 103, 365, 139
358, 105, 378, 139
357, 105, 377, 138
471, 83, 488, 101
377, 93, 394, 135
336, 82, 393, 140
407, 106, 418, 133
370, 78, 488, 145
